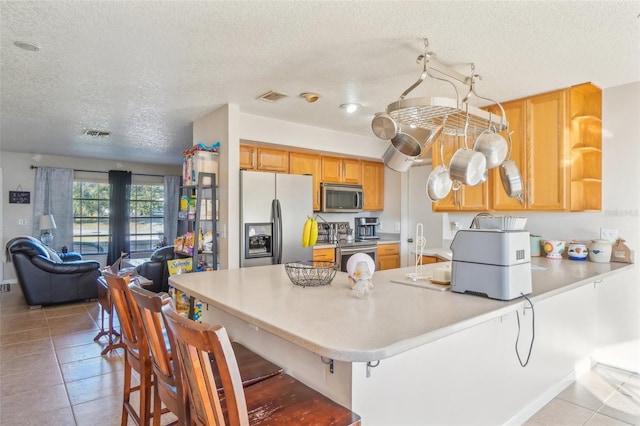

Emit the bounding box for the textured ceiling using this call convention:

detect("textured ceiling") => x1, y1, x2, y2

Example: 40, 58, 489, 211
1, 1, 638, 165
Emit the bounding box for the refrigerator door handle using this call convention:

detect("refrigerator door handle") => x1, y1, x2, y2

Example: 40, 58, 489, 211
276, 199, 283, 264
271, 199, 279, 264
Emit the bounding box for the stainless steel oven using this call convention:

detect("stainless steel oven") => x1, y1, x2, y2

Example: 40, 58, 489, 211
337, 242, 377, 272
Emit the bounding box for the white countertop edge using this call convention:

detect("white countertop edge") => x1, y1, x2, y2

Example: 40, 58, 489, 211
169, 261, 634, 363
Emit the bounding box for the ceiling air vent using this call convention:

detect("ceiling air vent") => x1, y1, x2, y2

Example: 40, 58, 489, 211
83, 129, 111, 137
256, 90, 288, 103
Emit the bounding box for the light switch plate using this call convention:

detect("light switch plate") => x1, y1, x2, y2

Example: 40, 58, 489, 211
600, 228, 618, 241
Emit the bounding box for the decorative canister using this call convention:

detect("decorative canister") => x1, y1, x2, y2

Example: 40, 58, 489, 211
543, 240, 565, 259
567, 242, 588, 261
588, 239, 612, 263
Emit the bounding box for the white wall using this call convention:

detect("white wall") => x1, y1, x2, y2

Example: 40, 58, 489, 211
1, 151, 181, 282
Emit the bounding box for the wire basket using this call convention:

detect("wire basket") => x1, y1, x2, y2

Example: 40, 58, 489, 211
284, 261, 338, 287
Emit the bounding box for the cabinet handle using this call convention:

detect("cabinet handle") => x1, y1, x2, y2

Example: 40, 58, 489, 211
257, 152, 262, 169
250, 152, 255, 168
316, 190, 320, 207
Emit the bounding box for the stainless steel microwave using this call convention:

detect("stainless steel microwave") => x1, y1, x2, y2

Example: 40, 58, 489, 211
320, 183, 363, 213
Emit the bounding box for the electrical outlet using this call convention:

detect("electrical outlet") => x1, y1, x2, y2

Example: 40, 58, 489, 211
18, 219, 27, 225
600, 228, 618, 241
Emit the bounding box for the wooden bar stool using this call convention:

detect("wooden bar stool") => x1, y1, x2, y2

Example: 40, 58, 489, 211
161, 303, 361, 426
129, 285, 283, 422
94, 276, 125, 355
104, 273, 167, 426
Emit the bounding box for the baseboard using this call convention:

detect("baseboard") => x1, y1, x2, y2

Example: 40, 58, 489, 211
1, 279, 17, 285
505, 357, 595, 425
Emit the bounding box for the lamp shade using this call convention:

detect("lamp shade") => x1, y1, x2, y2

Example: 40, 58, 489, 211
39, 214, 57, 230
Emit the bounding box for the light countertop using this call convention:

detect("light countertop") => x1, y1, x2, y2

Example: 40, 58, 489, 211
169, 259, 633, 363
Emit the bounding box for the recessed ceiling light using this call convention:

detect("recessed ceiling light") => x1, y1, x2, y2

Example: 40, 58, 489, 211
340, 103, 360, 114
14, 41, 39, 51
300, 92, 320, 103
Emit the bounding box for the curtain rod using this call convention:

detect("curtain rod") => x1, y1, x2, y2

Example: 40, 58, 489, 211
30, 165, 167, 178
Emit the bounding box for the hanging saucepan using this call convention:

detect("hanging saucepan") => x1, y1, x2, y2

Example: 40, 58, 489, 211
472, 123, 508, 169
499, 131, 524, 203
371, 112, 398, 140
381, 124, 429, 172
426, 136, 453, 201
448, 116, 487, 186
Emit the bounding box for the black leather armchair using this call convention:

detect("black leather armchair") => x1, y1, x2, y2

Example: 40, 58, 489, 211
136, 245, 186, 293
6, 236, 101, 306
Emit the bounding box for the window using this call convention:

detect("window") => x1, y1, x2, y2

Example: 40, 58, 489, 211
73, 181, 165, 254
129, 184, 165, 252
73, 181, 110, 254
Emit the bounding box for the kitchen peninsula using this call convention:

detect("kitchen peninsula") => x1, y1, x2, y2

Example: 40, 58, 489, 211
169, 259, 633, 425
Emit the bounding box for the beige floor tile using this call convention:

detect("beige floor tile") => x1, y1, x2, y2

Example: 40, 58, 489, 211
529, 398, 596, 426
47, 312, 97, 330
0, 316, 48, 335
61, 352, 124, 382
585, 412, 636, 425
598, 385, 640, 425
0, 383, 70, 419
73, 394, 125, 426
53, 329, 102, 349
0, 406, 75, 426
0, 348, 59, 377
0, 307, 45, 320
0, 365, 64, 398
66, 371, 123, 405
0, 327, 50, 346
0, 337, 53, 361
43, 304, 91, 318
56, 341, 119, 364
558, 365, 632, 411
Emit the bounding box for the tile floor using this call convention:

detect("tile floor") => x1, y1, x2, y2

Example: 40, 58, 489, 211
0, 284, 177, 426
1, 283, 638, 426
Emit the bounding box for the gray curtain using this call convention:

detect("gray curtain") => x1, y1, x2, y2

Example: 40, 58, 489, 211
107, 170, 132, 265
33, 167, 74, 250
164, 175, 180, 243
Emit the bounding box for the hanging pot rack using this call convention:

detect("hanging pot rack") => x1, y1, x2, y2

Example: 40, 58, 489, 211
384, 40, 508, 137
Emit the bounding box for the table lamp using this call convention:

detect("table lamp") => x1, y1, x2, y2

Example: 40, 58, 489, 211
39, 214, 57, 246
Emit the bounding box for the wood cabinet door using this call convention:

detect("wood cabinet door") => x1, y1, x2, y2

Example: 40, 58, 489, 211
342, 159, 362, 184
378, 255, 400, 271
489, 100, 527, 211
257, 147, 289, 173
290, 152, 322, 211
362, 161, 384, 211
526, 90, 569, 210
313, 247, 335, 262
321, 156, 342, 183
240, 145, 256, 170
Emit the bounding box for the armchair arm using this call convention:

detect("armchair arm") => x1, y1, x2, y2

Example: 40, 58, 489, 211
31, 255, 101, 274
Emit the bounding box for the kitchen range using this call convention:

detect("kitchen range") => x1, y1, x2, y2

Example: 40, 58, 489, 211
317, 220, 379, 272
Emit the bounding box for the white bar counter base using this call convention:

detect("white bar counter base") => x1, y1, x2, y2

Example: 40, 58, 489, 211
169, 258, 634, 425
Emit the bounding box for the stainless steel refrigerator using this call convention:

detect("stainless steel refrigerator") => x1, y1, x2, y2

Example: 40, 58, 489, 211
240, 170, 313, 267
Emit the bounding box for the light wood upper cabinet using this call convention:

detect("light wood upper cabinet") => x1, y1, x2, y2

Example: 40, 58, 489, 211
321, 156, 362, 184
489, 90, 568, 211
290, 152, 322, 211
489, 100, 527, 211
526, 89, 569, 210
240, 145, 256, 170
240, 145, 289, 173
431, 134, 490, 212
361, 161, 384, 211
